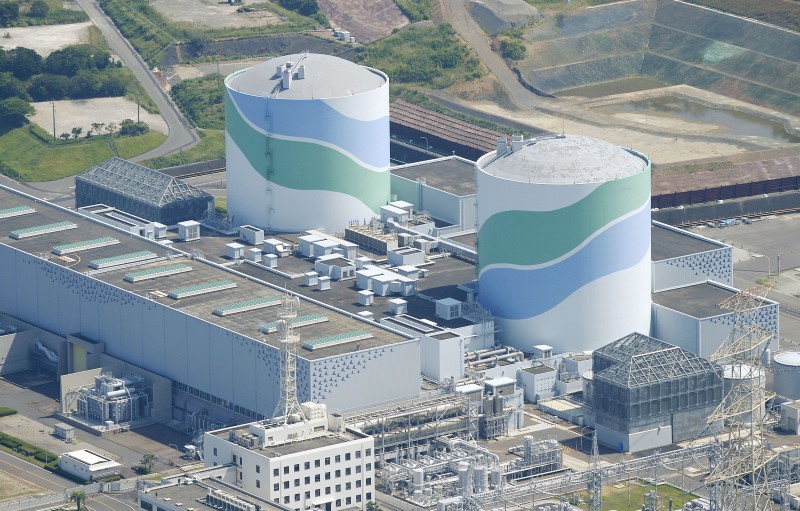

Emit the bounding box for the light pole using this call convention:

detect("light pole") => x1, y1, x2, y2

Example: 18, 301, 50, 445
420, 136, 429, 152
764, 255, 771, 277
778, 253, 782, 276
578, 426, 591, 452
169, 443, 180, 465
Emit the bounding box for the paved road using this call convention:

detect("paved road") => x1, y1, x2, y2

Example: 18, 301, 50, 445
0, 451, 72, 492
72, 0, 199, 161
440, 0, 537, 109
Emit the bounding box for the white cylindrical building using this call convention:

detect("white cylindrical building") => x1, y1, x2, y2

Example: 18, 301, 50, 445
225, 53, 390, 232
476, 135, 651, 353
723, 363, 766, 424
773, 351, 800, 399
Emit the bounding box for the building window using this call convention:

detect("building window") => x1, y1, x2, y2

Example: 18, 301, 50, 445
238, 472, 242, 480
345, 453, 351, 461
325, 457, 331, 465
335, 485, 341, 492
232, 455, 237, 464
345, 468, 351, 476
325, 487, 331, 495
315, 490, 321, 497
315, 460, 321, 468
284, 482, 290, 489
256, 465, 260, 474
335, 500, 341, 507
346, 483, 351, 490
356, 495, 362, 503
365, 448, 372, 456
256, 480, 260, 488
294, 464, 300, 472
294, 494, 300, 502
356, 466, 361, 474
335, 455, 341, 463
213, 448, 218, 456
366, 463, 372, 471
315, 474, 320, 482
335, 470, 341, 478
305, 492, 310, 499
274, 484, 279, 492
140, 502, 153, 511
304, 476, 310, 485
284, 466, 289, 474
367, 493, 372, 500
239, 458, 242, 466
355, 451, 361, 459
284, 497, 290, 504
294, 479, 300, 487
367, 478, 372, 486
325, 472, 331, 480
304, 462, 310, 470
346, 497, 351, 505
213, 462, 218, 467
356, 480, 361, 488
274, 468, 279, 477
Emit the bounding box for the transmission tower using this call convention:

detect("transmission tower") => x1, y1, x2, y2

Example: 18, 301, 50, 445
588, 431, 602, 511
704, 285, 780, 511
271, 292, 307, 424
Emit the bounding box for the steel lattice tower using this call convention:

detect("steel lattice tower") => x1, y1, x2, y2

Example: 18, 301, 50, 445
704, 286, 780, 511
588, 431, 602, 511
272, 293, 307, 424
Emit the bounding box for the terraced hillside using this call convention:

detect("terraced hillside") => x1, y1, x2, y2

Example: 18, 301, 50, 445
518, 0, 800, 116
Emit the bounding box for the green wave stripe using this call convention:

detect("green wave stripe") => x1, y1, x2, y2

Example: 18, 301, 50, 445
226, 94, 389, 212
478, 169, 650, 270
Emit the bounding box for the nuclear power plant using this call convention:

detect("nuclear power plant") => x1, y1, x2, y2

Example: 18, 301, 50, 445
225, 53, 390, 233
0, 51, 796, 511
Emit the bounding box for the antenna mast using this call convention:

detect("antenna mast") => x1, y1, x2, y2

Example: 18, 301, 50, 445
272, 292, 307, 424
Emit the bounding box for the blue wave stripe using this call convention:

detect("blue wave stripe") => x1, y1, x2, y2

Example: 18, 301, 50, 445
228, 89, 389, 169
478, 205, 650, 319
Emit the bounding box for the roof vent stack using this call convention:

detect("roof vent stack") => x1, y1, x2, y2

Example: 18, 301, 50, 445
297, 65, 305, 79
282, 68, 292, 90
496, 137, 508, 155
511, 134, 524, 152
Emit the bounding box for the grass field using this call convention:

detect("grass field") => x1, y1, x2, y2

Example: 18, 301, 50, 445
0, 126, 166, 182
143, 129, 225, 169
575, 480, 697, 511
214, 197, 227, 215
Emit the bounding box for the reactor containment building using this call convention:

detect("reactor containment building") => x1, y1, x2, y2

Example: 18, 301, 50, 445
225, 53, 390, 233
476, 135, 652, 353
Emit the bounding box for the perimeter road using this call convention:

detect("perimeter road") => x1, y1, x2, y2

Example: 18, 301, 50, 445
72, 0, 199, 161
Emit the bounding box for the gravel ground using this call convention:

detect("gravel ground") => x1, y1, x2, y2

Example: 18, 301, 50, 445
152, 0, 284, 28
317, 0, 408, 43
30, 97, 168, 138
0, 22, 92, 57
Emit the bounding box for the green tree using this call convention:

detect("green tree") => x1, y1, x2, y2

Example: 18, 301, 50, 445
366, 502, 382, 511
140, 453, 157, 473
69, 490, 86, 511
0, 97, 34, 127
68, 70, 102, 99
71, 126, 82, 139
0, 72, 29, 100
29, 0, 50, 18
277, 0, 318, 16
119, 118, 149, 136
27, 74, 69, 101
8, 48, 42, 80
501, 39, 526, 60
99, 72, 127, 97
0, 2, 19, 26
45, 45, 110, 76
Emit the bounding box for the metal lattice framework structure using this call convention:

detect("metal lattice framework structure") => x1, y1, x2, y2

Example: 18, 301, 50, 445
703, 286, 786, 511
271, 293, 307, 424
76, 157, 212, 225
599, 346, 722, 388
588, 431, 602, 511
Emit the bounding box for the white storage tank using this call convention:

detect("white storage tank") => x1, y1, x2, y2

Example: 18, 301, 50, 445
476, 134, 651, 353
225, 53, 390, 233
723, 363, 766, 425
774, 351, 800, 399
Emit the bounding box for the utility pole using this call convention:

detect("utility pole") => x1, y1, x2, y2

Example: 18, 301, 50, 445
51, 101, 56, 141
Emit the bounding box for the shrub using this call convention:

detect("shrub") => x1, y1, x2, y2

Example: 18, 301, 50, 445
0, 407, 17, 417
501, 39, 526, 60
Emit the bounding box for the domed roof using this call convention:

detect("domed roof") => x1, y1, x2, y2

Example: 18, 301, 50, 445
478, 134, 648, 184
226, 53, 386, 100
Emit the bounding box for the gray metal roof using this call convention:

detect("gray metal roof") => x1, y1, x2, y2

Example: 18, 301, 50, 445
594, 333, 720, 388
226, 53, 386, 99
76, 157, 211, 207
478, 135, 648, 184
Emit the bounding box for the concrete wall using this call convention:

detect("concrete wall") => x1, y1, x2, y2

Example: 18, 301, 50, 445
0, 330, 36, 374
651, 304, 700, 354
671, 404, 716, 442
652, 247, 733, 292
390, 174, 476, 230
596, 421, 672, 453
